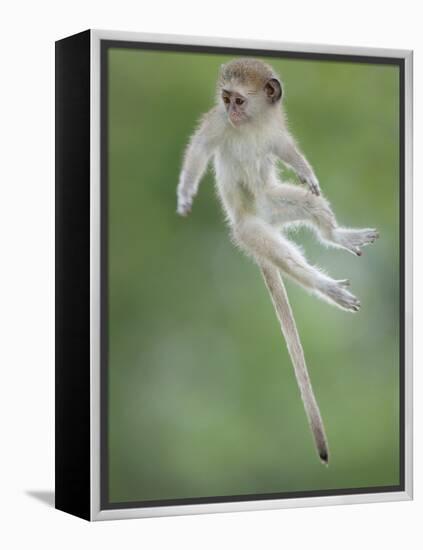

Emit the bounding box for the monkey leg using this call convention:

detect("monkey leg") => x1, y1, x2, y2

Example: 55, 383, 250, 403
232, 216, 360, 312
262, 183, 379, 256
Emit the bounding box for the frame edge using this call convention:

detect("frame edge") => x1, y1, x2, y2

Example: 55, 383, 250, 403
89, 30, 413, 521
55, 29, 92, 521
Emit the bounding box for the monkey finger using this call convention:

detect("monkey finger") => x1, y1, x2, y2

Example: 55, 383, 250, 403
179, 209, 190, 217
299, 175, 320, 196
309, 181, 321, 195
177, 204, 191, 216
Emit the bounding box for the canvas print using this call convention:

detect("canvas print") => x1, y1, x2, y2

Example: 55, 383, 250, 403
103, 45, 401, 507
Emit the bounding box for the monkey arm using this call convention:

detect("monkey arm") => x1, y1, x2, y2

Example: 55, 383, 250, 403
273, 134, 321, 196
177, 119, 215, 216
177, 140, 210, 216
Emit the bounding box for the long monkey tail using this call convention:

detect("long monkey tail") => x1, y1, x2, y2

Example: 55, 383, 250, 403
260, 263, 329, 465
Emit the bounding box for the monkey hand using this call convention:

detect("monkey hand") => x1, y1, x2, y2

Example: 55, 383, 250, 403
299, 174, 321, 196
176, 193, 193, 217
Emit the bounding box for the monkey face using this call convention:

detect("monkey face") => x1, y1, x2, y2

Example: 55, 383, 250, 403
221, 89, 249, 127
218, 59, 283, 128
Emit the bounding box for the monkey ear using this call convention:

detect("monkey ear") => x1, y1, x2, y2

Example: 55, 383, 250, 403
264, 78, 283, 103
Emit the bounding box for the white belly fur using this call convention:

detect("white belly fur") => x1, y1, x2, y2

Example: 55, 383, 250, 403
213, 133, 278, 224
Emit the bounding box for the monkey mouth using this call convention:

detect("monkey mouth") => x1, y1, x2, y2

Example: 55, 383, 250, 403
228, 113, 244, 127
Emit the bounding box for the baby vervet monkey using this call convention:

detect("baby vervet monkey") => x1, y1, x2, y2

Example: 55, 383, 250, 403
176, 58, 378, 464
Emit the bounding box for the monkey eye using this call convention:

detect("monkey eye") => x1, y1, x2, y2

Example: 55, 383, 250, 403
235, 98, 245, 105
222, 96, 230, 104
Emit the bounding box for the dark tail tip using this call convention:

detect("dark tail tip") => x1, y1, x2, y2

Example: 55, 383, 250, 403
320, 450, 329, 465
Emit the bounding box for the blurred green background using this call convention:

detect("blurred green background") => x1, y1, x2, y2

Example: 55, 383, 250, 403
107, 47, 400, 504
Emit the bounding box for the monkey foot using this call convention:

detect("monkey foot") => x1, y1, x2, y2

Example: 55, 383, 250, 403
338, 228, 379, 256
323, 281, 361, 312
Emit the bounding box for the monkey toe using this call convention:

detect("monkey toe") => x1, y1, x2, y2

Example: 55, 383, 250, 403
361, 229, 379, 246
346, 296, 361, 312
